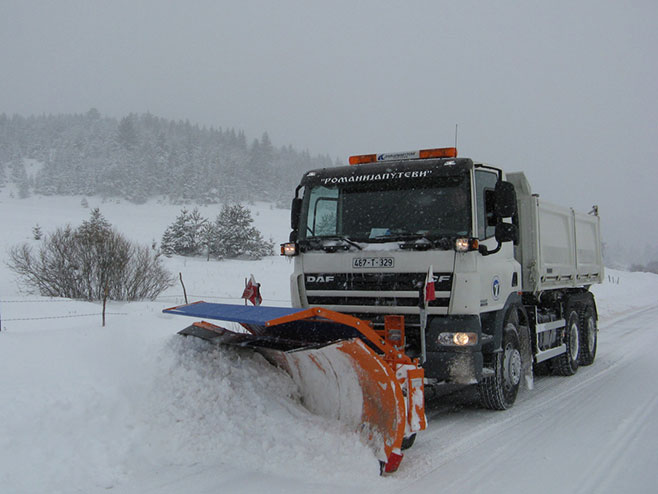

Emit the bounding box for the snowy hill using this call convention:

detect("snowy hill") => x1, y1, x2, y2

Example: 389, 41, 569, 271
1, 191, 657, 493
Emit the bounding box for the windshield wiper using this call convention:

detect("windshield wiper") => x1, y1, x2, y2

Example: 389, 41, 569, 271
304, 236, 363, 251
384, 233, 455, 251
371, 232, 427, 242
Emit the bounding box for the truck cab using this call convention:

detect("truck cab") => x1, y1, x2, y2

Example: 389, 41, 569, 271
282, 146, 602, 410
282, 148, 524, 395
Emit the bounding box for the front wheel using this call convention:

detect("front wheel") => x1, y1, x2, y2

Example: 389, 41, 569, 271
479, 317, 522, 410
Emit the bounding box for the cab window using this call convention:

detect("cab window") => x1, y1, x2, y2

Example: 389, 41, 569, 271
475, 170, 498, 239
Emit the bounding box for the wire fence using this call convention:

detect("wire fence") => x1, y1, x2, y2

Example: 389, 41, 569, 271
0, 292, 291, 329
3, 313, 128, 322
0, 297, 129, 329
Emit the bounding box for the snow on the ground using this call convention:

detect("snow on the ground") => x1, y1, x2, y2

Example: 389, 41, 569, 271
1, 190, 657, 493
0, 192, 381, 493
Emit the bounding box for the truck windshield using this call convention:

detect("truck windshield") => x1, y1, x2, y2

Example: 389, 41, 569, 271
299, 174, 471, 242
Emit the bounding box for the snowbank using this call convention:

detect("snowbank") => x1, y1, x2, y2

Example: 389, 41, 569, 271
591, 268, 658, 321
0, 192, 383, 493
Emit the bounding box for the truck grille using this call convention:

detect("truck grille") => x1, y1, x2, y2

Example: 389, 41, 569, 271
306, 296, 449, 308
304, 272, 452, 324
304, 272, 452, 292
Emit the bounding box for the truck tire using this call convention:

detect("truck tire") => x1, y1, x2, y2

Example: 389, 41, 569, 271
578, 305, 597, 366
552, 310, 580, 376
401, 433, 416, 450
479, 314, 522, 410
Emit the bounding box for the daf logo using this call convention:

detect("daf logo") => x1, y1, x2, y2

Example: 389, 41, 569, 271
492, 276, 501, 300
306, 275, 335, 283
437, 275, 451, 283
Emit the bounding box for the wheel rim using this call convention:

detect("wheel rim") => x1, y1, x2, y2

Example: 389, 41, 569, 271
569, 321, 580, 361
504, 342, 522, 388
587, 316, 596, 353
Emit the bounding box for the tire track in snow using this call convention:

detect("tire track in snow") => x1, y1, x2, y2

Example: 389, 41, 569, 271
396, 304, 658, 489
572, 395, 658, 494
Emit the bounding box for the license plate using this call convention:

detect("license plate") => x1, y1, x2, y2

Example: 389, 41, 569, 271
352, 257, 395, 268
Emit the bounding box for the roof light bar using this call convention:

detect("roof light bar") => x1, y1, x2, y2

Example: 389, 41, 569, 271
348, 153, 377, 165
349, 147, 457, 165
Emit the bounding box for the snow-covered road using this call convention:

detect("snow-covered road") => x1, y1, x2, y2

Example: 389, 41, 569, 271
398, 305, 658, 494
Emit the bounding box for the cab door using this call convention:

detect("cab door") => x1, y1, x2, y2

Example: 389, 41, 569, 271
474, 169, 518, 312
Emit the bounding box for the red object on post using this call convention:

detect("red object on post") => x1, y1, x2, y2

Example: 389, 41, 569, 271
241, 275, 262, 306
424, 265, 436, 304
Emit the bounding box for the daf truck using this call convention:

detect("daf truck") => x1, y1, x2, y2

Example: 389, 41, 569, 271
281, 147, 603, 410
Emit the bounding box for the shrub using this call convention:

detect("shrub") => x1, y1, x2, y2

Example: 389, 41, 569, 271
7, 209, 173, 301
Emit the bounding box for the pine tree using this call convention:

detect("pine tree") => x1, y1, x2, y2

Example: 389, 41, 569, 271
212, 203, 274, 259
160, 208, 207, 256
117, 115, 138, 151
200, 221, 216, 260
10, 156, 30, 198
160, 227, 176, 257
161, 208, 191, 256
78, 208, 111, 240
188, 208, 207, 253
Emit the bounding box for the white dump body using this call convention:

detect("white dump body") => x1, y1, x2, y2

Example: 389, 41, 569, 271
507, 172, 603, 294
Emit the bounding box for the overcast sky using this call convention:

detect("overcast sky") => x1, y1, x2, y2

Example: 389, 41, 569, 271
1, 0, 657, 252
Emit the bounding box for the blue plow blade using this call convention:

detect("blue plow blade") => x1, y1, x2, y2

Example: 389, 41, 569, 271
162, 301, 362, 344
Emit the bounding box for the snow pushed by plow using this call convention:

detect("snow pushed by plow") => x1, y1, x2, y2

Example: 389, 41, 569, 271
141, 336, 380, 481
0, 328, 382, 494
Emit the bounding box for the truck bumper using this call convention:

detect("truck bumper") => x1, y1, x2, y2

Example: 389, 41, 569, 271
423, 351, 483, 385
423, 315, 483, 385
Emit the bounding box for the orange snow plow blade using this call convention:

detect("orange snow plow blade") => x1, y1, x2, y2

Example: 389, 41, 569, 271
164, 303, 426, 472
267, 337, 406, 463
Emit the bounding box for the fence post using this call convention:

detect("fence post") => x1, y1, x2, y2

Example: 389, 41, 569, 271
179, 273, 188, 304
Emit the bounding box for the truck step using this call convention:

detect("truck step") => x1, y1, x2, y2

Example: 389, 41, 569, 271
535, 344, 566, 363
535, 319, 565, 333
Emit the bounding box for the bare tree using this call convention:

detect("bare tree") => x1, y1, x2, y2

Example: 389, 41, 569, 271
7, 210, 173, 301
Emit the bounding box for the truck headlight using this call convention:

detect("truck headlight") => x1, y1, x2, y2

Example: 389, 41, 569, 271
438, 332, 478, 346
455, 238, 479, 252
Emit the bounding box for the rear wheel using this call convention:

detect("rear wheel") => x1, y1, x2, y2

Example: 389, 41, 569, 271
579, 305, 597, 366
479, 312, 522, 410
552, 310, 580, 376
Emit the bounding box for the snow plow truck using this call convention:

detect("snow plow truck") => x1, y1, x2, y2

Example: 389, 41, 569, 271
165, 146, 603, 473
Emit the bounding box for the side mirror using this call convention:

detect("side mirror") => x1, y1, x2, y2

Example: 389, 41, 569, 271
291, 198, 302, 230
479, 221, 518, 256
495, 222, 518, 244
495, 181, 517, 218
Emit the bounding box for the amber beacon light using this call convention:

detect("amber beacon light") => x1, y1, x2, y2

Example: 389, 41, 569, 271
349, 147, 457, 165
